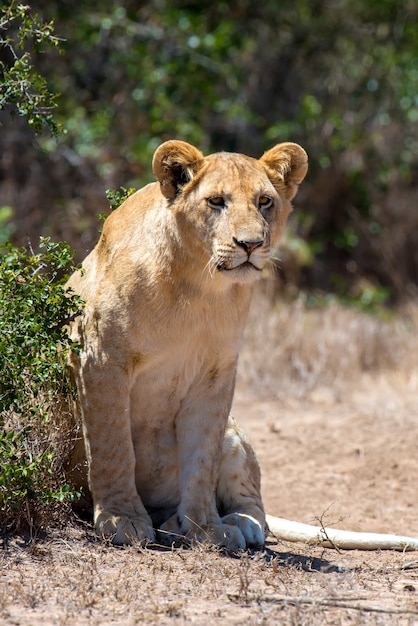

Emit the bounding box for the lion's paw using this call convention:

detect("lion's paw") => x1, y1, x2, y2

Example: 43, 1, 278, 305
95, 511, 155, 546
157, 515, 186, 547
221, 513, 265, 547
188, 522, 247, 551
160, 515, 246, 551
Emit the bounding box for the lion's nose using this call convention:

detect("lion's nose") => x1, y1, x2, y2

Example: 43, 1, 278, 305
234, 238, 263, 255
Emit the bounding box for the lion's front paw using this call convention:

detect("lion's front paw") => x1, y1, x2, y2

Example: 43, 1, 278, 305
221, 513, 265, 547
95, 511, 155, 546
187, 522, 247, 551
206, 523, 247, 551
160, 515, 246, 551
157, 514, 186, 547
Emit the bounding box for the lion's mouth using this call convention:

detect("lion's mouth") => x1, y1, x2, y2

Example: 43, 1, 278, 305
217, 261, 262, 272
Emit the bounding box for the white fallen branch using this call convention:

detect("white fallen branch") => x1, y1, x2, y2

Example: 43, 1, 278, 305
266, 515, 418, 551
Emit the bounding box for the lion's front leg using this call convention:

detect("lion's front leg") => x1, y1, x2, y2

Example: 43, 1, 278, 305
75, 356, 154, 545
161, 378, 247, 551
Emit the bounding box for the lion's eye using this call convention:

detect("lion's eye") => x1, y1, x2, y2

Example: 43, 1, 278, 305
208, 196, 226, 210
258, 195, 273, 210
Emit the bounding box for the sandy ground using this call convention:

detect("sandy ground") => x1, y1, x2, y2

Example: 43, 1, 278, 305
1, 375, 418, 625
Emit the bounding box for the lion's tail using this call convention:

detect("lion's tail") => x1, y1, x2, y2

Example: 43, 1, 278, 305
266, 514, 418, 551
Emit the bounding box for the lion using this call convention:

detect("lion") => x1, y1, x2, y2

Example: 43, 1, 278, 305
67, 140, 418, 552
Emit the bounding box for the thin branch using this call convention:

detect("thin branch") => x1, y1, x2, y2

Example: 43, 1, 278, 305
48, 309, 83, 333
400, 560, 418, 571
227, 592, 418, 616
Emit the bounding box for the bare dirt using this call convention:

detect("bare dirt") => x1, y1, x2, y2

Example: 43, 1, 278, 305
1, 298, 418, 625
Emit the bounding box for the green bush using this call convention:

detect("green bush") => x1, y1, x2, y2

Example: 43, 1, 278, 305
0, 238, 82, 533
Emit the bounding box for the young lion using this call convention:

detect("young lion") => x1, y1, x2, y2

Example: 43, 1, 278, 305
67, 140, 418, 553
66, 140, 307, 550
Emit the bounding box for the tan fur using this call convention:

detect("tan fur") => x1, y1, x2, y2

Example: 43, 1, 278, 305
66, 140, 308, 550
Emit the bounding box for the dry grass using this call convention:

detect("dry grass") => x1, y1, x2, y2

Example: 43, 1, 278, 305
238, 286, 418, 400
1, 526, 418, 625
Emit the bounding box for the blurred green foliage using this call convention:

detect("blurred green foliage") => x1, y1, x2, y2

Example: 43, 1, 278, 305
0, 206, 15, 244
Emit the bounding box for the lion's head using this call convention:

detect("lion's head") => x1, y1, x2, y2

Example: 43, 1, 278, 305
152, 140, 308, 285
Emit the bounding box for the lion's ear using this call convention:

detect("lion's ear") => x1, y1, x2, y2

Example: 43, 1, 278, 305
260, 142, 308, 201
152, 140, 205, 199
